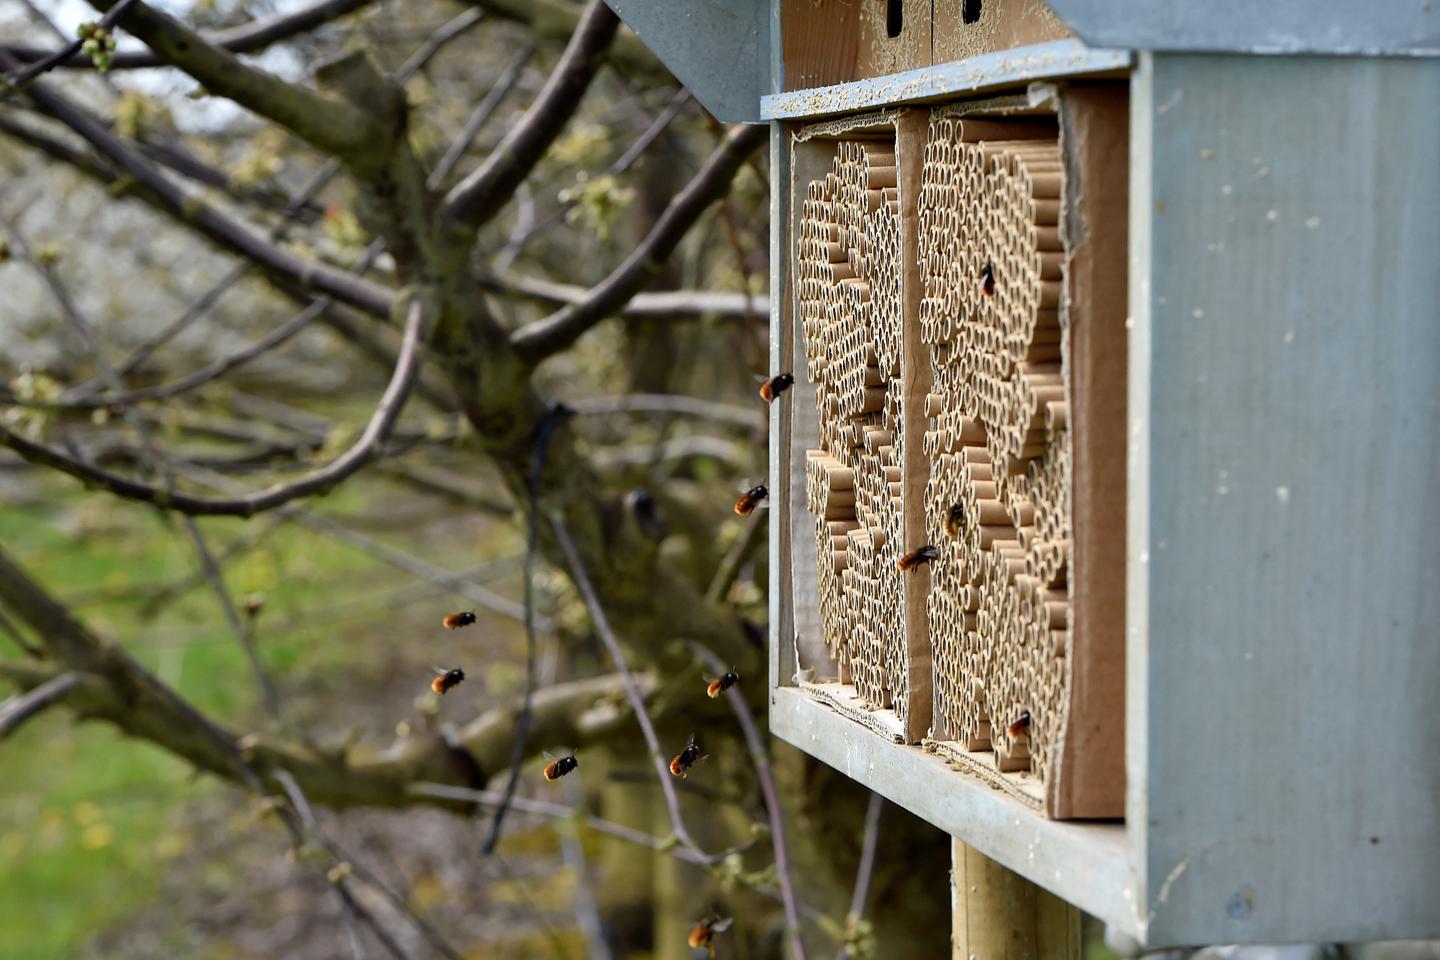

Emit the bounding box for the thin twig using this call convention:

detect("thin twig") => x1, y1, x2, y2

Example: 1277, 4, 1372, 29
549, 513, 709, 859
836, 791, 883, 960
177, 463, 535, 626
509, 122, 768, 362
0, 671, 80, 739
568, 393, 756, 428
705, 510, 768, 606
481, 403, 569, 853
559, 772, 614, 960
427, 42, 535, 191
0, 300, 427, 517
1, 0, 143, 94
1, 0, 376, 72
694, 644, 807, 960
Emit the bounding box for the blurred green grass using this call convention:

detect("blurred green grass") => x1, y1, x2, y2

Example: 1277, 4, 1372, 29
0, 486, 454, 959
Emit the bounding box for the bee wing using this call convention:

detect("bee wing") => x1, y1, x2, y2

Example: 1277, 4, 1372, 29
753, 373, 772, 384
432, 665, 447, 675
711, 917, 734, 932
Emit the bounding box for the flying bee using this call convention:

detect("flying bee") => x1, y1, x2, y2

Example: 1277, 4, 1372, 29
706, 669, 740, 699
943, 503, 965, 539
734, 483, 768, 517
669, 733, 706, 778
430, 667, 465, 695
543, 751, 579, 781
757, 372, 795, 404
442, 610, 477, 630
897, 545, 939, 571
980, 262, 997, 297
1007, 710, 1032, 738
687, 913, 734, 958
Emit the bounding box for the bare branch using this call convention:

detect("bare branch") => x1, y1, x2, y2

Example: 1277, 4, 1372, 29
693, 645, 807, 960
0, 299, 426, 517
836, 792, 884, 960
705, 511, 767, 605
479, 270, 768, 323
460, 0, 668, 83
0, 0, 142, 93
509, 122, 768, 362
441, 0, 619, 233
0, 671, 80, 739
0, 62, 396, 317
550, 512, 713, 860
568, 393, 757, 428
427, 42, 535, 191
88, 0, 378, 159
1, 0, 377, 72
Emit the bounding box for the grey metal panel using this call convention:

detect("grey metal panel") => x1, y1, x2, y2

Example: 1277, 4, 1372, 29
761, 40, 1131, 120
1047, 0, 1440, 56
602, 0, 768, 123
772, 687, 1135, 933
769, 121, 795, 697
1131, 52, 1440, 946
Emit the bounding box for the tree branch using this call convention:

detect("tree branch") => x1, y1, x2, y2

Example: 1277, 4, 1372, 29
479, 270, 768, 323
88, 0, 379, 160
460, 0, 667, 84
509, 122, 767, 362
0, 0, 142, 93
1, 61, 396, 317
0, 298, 425, 518
0, 671, 79, 739
1, 0, 377, 71
440, 0, 618, 233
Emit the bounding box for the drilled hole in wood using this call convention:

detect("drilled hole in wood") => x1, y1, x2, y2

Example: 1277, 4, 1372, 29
887, 0, 903, 38
962, 0, 982, 24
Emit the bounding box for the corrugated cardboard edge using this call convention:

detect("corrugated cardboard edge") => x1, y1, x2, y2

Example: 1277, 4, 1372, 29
788, 128, 838, 682
1050, 83, 1129, 819
923, 738, 1046, 810
896, 108, 935, 744
799, 681, 907, 743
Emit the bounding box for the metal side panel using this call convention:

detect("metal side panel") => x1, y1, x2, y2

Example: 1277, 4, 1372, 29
1131, 52, 1440, 946
1047, 0, 1440, 56
603, 0, 768, 123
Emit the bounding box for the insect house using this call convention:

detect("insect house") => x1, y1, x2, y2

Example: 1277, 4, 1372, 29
605, 0, 1440, 951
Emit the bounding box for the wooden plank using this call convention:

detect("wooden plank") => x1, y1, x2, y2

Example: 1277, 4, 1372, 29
933, 0, 1072, 66
895, 107, 934, 742
1051, 82, 1128, 818
780, 0, 862, 91
952, 839, 1083, 960
771, 686, 1134, 932
1130, 52, 1440, 945
856, 0, 933, 80
762, 41, 1131, 120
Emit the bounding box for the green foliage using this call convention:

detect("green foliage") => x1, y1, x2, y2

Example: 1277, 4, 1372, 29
558, 172, 635, 240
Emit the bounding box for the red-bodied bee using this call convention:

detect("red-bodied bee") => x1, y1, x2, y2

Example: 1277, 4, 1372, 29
757, 372, 795, 404
430, 667, 465, 695
1007, 710, 1032, 738
897, 545, 939, 571
706, 669, 740, 699
543, 751, 579, 781
980, 262, 997, 297
943, 503, 965, 539
734, 483, 768, 517
688, 913, 734, 958
669, 733, 706, 778
442, 611, 477, 630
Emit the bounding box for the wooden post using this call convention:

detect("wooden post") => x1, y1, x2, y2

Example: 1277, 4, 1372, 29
951, 839, 1081, 960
